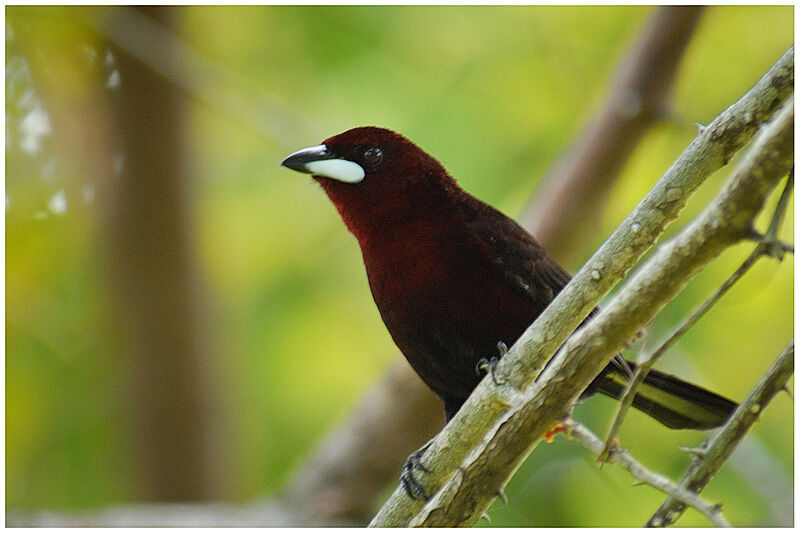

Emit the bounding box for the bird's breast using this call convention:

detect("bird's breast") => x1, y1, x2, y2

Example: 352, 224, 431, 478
358, 223, 539, 400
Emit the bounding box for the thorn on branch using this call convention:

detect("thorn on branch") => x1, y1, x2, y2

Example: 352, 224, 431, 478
564, 420, 731, 527
496, 490, 508, 506
679, 445, 707, 458
649, 339, 794, 527
768, 240, 794, 258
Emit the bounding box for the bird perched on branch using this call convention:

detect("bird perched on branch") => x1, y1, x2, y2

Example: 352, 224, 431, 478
282, 126, 737, 498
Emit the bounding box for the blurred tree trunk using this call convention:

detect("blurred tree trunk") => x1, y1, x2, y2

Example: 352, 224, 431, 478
520, 5, 705, 266
102, 5, 218, 501
17, 5, 220, 501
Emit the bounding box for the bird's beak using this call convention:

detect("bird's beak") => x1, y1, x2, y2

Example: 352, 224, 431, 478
281, 144, 365, 184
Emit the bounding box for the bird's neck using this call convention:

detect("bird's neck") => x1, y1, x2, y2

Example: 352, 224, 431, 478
322, 174, 468, 248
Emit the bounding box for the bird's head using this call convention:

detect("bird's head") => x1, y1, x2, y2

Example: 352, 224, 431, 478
282, 127, 461, 241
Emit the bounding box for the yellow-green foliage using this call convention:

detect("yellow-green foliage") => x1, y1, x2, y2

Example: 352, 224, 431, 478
6, 6, 792, 526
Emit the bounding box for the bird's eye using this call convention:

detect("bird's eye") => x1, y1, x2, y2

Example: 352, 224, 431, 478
362, 147, 383, 167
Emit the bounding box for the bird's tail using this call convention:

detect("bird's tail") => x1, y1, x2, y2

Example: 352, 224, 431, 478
597, 362, 738, 430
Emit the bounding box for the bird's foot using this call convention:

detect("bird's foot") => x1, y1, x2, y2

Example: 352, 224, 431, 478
476, 341, 510, 385
400, 442, 432, 500
496, 341, 508, 356
476, 356, 506, 385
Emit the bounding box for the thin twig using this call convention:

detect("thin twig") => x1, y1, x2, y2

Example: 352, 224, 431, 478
647, 339, 795, 527
598, 172, 794, 462
754, 168, 794, 259
564, 420, 731, 527
596, 359, 653, 464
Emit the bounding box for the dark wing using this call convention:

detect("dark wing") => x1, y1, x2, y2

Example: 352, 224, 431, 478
462, 199, 572, 306
462, 198, 630, 376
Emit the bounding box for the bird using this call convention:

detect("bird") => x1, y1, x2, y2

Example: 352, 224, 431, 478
281, 126, 738, 498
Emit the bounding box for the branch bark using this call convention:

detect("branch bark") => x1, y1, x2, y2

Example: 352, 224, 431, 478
564, 420, 731, 527
369, 63, 793, 527
599, 172, 793, 461
647, 339, 795, 527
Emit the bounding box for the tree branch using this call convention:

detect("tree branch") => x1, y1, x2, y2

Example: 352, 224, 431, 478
564, 420, 731, 527
497, 45, 792, 400
6, 500, 355, 527
369, 87, 793, 526
598, 172, 793, 461
646, 339, 795, 527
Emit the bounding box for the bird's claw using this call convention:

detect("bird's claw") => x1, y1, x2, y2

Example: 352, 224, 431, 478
401, 444, 432, 500
496, 341, 508, 356
476, 357, 506, 385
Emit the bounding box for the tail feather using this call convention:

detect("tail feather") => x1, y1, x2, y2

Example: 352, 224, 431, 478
597, 361, 738, 430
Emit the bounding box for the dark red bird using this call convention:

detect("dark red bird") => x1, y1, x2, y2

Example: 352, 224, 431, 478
282, 126, 737, 494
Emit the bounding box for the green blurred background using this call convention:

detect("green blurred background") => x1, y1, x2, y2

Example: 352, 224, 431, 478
6, 5, 793, 526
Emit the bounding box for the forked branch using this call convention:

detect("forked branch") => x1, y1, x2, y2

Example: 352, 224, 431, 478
598, 172, 793, 462
370, 85, 793, 527
646, 339, 794, 527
